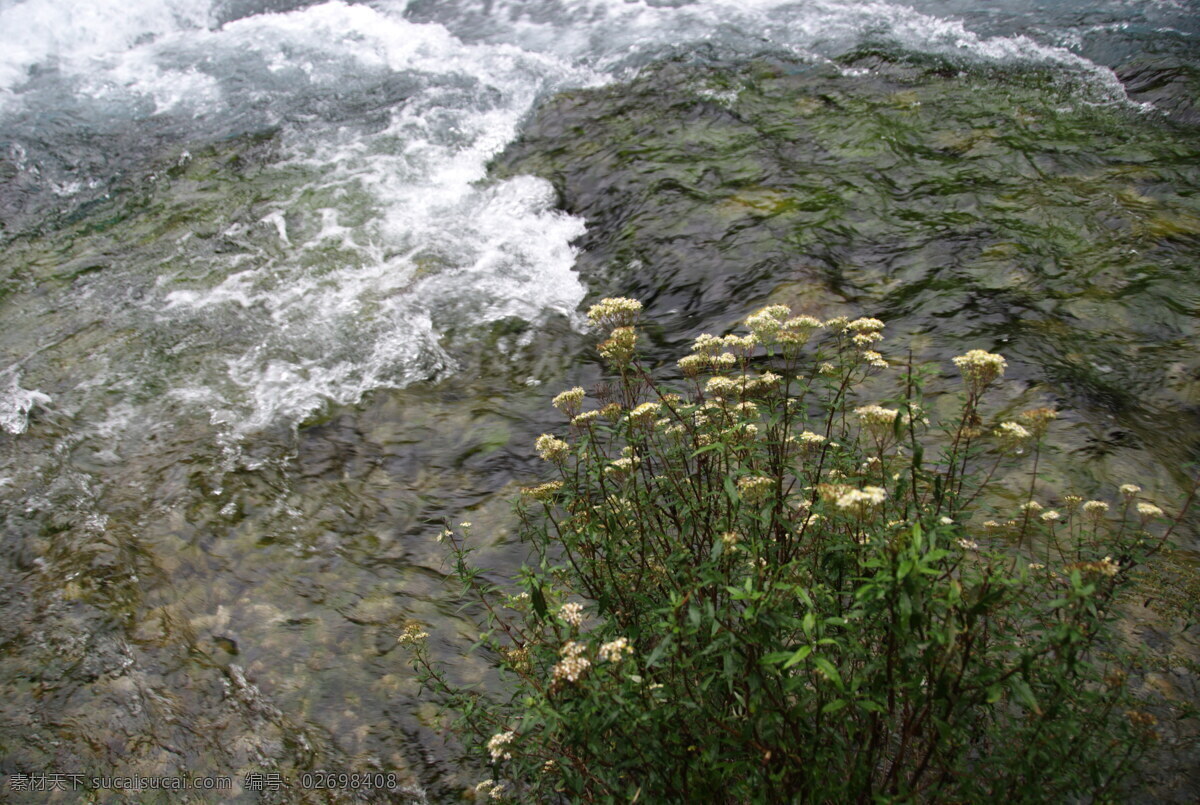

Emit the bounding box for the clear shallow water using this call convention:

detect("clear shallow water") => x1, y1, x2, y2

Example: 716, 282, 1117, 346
0, 0, 1198, 800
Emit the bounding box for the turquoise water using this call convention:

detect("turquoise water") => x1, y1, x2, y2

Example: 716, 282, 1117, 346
1, 0, 1198, 800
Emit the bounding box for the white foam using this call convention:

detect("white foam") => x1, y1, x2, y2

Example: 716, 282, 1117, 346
461, 0, 1140, 103
141, 3, 595, 433
0, 0, 210, 98
0, 373, 51, 435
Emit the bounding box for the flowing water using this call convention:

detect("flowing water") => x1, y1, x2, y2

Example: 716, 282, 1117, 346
1, 0, 1198, 801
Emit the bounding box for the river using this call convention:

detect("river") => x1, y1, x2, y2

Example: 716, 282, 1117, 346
1, 0, 1198, 801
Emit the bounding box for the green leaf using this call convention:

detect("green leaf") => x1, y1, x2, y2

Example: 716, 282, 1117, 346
802, 611, 816, 636
1011, 677, 1042, 715
783, 645, 812, 669
689, 443, 724, 459
530, 584, 548, 620
813, 656, 843, 691
645, 635, 673, 668
822, 698, 848, 714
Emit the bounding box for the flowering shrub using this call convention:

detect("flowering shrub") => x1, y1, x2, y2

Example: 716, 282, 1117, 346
403, 299, 1192, 802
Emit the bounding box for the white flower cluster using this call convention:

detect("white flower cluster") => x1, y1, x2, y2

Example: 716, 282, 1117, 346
552, 387, 585, 418
747, 371, 781, 392
738, 476, 774, 504
552, 641, 591, 683
572, 410, 600, 427
629, 401, 661, 425
861, 351, 889, 369
521, 481, 563, 502
587, 297, 642, 330
559, 602, 584, 628
796, 430, 826, 446
835, 486, 887, 515
678, 354, 706, 376
953, 349, 1007, 392
843, 318, 887, 366
535, 434, 570, 463
1136, 502, 1163, 518
487, 731, 515, 762
993, 421, 1031, 444
598, 637, 633, 662
605, 456, 641, 478
397, 623, 429, 645
744, 305, 792, 343
845, 317, 885, 332
855, 404, 899, 428
723, 334, 758, 357
692, 333, 726, 356
705, 376, 741, 398
598, 327, 638, 364
475, 779, 507, 800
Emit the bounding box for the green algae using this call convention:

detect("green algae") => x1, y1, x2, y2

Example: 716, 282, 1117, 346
493, 53, 1200, 488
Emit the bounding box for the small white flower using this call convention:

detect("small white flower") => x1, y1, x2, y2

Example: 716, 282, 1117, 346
535, 434, 570, 463
559, 602, 585, 628
705, 376, 740, 398
487, 731, 515, 762
952, 349, 1007, 391
552, 387, 586, 417
598, 637, 633, 662
572, 410, 600, 426
587, 297, 642, 329
1136, 502, 1164, 518
855, 404, 899, 427
846, 317, 885, 332
397, 623, 429, 645
835, 486, 887, 515
994, 421, 1031, 443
